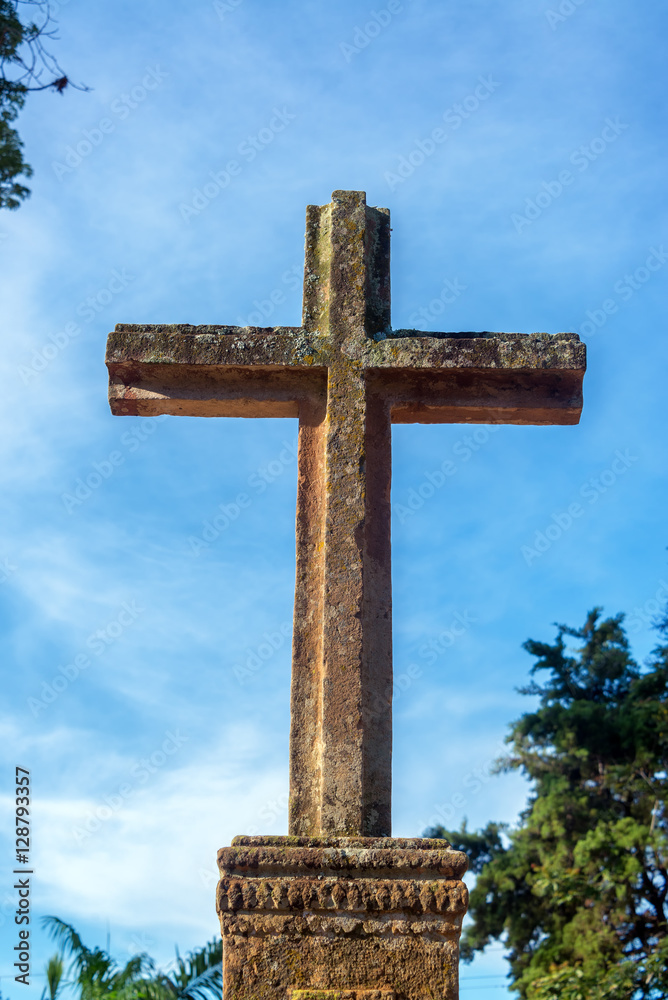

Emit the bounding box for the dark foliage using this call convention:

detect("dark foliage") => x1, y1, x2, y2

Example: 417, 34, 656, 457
1, 1, 84, 208
429, 607, 668, 999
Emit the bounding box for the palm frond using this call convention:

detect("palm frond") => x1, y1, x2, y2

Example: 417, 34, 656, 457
41, 916, 93, 972
44, 953, 64, 1000
175, 965, 222, 1000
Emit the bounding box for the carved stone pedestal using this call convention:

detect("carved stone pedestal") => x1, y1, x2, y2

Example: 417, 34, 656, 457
217, 836, 468, 1000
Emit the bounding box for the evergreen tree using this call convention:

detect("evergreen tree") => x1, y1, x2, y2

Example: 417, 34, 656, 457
428, 607, 668, 999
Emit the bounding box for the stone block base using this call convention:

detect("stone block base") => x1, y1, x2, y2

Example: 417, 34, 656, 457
216, 836, 468, 1000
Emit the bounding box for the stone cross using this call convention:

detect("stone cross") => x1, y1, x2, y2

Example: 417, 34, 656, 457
106, 190, 585, 841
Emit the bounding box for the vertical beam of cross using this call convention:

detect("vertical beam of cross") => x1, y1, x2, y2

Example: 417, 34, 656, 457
290, 192, 393, 837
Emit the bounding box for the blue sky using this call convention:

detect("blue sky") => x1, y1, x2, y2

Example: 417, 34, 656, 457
1, 1, 667, 996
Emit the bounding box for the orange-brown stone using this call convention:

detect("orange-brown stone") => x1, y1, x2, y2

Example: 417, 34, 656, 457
105, 191, 586, 998
106, 190, 586, 840
217, 837, 468, 1000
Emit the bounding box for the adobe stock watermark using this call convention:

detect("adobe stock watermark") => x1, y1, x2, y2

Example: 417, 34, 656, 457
340, 0, 411, 62
214, 0, 244, 18
574, 246, 667, 339
198, 787, 290, 882
393, 425, 500, 524
545, 0, 589, 30
383, 76, 500, 191
179, 108, 296, 222
627, 580, 668, 634
237, 263, 301, 327
1, 555, 18, 585
0, 888, 22, 930
46, 0, 72, 14
511, 117, 628, 234
420, 740, 507, 834
27, 601, 145, 716
417, 611, 479, 662
234, 623, 292, 684
125, 933, 156, 958
246, 790, 290, 835
18, 268, 135, 385
61, 415, 168, 514
521, 449, 638, 566
188, 439, 298, 555
71, 729, 189, 844
407, 277, 467, 330
368, 611, 478, 723
52, 67, 168, 180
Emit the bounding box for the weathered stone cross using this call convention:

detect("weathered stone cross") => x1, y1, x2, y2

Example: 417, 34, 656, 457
106, 190, 585, 841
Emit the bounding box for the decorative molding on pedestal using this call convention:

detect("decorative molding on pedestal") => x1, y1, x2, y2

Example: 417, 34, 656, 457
217, 836, 468, 1000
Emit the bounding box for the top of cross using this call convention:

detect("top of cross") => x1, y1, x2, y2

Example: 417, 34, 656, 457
107, 191, 584, 426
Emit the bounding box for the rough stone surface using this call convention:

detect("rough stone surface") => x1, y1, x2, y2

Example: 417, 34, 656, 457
105, 190, 586, 841
291, 992, 396, 1000
220, 836, 469, 878
106, 191, 586, 999
217, 837, 468, 1000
